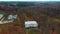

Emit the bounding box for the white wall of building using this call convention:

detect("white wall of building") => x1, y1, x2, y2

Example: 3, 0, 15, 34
25, 21, 38, 28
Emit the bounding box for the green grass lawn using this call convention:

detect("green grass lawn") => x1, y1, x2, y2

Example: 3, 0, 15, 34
28, 29, 38, 34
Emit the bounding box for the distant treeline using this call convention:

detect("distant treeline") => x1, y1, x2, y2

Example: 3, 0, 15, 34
0, 2, 60, 7
0, 2, 36, 7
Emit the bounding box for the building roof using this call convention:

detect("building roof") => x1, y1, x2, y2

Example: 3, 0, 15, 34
0, 14, 3, 19
25, 21, 38, 25
25, 21, 38, 28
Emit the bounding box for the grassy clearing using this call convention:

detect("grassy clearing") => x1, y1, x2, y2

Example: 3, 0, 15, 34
28, 29, 38, 34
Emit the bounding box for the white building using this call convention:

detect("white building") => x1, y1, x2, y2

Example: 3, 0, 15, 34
0, 17, 13, 24
0, 14, 17, 24
8, 14, 17, 20
13, 14, 17, 19
8, 15, 13, 20
25, 21, 38, 28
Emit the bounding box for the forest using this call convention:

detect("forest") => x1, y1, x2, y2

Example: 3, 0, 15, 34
0, 2, 60, 34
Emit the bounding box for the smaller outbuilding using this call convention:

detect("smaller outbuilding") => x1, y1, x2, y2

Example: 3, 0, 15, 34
25, 21, 38, 28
